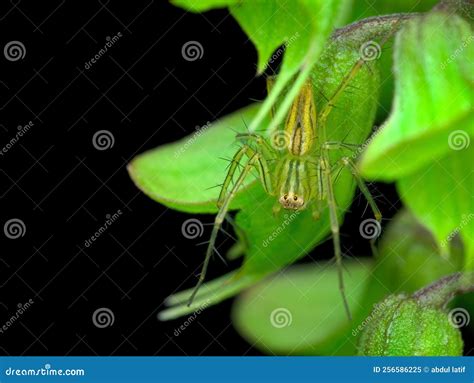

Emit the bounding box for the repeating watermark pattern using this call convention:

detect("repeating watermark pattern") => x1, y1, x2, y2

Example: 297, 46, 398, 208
262, 211, 300, 248
4, 41, 26, 61
181, 41, 204, 62
92, 307, 115, 328
4, 218, 26, 239
350, 125, 381, 160
0, 299, 34, 335
359, 218, 381, 240
181, 218, 204, 239
440, 213, 474, 248
270, 130, 291, 151
270, 307, 293, 328
359, 41, 381, 61
440, 35, 474, 70
459, 2, 474, 20
447, 307, 470, 328
173, 300, 210, 336
0, 121, 34, 156
174, 121, 212, 158
352, 301, 386, 337
268, 32, 300, 64
84, 32, 123, 69
92, 130, 115, 150
448, 129, 470, 150
84, 210, 123, 248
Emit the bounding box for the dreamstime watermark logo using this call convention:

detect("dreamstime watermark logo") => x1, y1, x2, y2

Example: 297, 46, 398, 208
4, 218, 26, 239
4, 41, 26, 61
263, 211, 300, 248
181, 41, 204, 61
440, 213, 474, 248
359, 218, 381, 239
173, 299, 211, 336
4, 364, 85, 377
270, 308, 293, 328
0, 121, 34, 156
440, 35, 474, 70
181, 218, 204, 239
352, 301, 387, 337
92, 130, 115, 150
84, 210, 123, 248
448, 130, 470, 150
270, 130, 291, 151
269, 32, 300, 64
359, 41, 381, 61
448, 307, 470, 328
84, 32, 123, 69
92, 307, 115, 328
0, 299, 34, 335
350, 125, 381, 160
174, 121, 212, 158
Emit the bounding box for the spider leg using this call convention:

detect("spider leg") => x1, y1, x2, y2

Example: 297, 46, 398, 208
318, 17, 402, 125
235, 133, 276, 160
189, 149, 272, 307
320, 157, 352, 320
317, 80, 356, 319
323, 142, 363, 151
217, 146, 248, 208
225, 214, 247, 261
218, 143, 273, 207
339, 157, 381, 222
318, 59, 366, 124
312, 160, 324, 220
317, 50, 382, 258
339, 156, 382, 256
266, 76, 277, 119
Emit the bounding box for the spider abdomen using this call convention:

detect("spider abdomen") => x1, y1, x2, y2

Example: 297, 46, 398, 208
284, 81, 317, 156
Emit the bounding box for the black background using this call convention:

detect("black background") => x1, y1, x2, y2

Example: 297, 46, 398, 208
1, 0, 465, 357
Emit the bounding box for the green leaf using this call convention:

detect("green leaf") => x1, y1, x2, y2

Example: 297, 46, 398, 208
397, 145, 474, 267
357, 292, 464, 356
232, 260, 374, 355
173, 0, 352, 159
173, 0, 348, 73
349, 0, 439, 21
230, 0, 347, 74
373, 209, 464, 294
171, 0, 240, 13
357, 10, 474, 268
243, 0, 349, 139
128, 105, 263, 214
229, 208, 466, 356
359, 11, 474, 180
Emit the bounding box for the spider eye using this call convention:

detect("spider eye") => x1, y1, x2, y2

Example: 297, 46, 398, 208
283, 195, 288, 200
293, 196, 298, 201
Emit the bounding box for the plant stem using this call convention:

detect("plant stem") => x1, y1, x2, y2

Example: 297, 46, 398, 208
331, 13, 418, 42
412, 272, 474, 308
